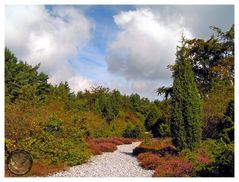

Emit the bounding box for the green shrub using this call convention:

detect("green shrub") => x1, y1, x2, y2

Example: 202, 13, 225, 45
44, 116, 63, 135
123, 123, 145, 138
159, 123, 170, 137
18, 133, 91, 166
219, 99, 234, 143
149, 119, 171, 138
196, 141, 234, 177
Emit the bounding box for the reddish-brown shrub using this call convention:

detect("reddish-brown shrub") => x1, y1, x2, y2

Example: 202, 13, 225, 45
87, 140, 103, 155
138, 151, 193, 177
113, 137, 132, 144
193, 143, 212, 165
97, 142, 117, 152
87, 138, 119, 155
153, 157, 193, 177
89, 137, 132, 146
196, 155, 210, 164
138, 153, 162, 170
93, 138, 124, 145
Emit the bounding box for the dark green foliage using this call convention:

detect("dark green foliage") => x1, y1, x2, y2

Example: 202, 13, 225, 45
110, 90, 122, 116
151, 99, 171, 137
157, 121, 171, 137
144, 105, 161, 132
213, 143, 234, 177
156, 86, 172, 99
129, 93, 141, 111
144, 104, 171, 138
219, 99, 234, 143
197, 141, 234, 177
43, 116, 63, 135
99, 96, 115, 123
5, 48, 50, 102
186, 25, 234, 97
123, 123, 145, 138
171, 38, 202, 150
224, 99, 234, 122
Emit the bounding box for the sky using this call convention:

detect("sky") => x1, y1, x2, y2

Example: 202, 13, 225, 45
5, 5, 234, 100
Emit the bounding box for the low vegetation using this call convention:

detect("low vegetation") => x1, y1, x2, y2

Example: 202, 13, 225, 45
135, 137, 234, 177
88, 138, 132, 155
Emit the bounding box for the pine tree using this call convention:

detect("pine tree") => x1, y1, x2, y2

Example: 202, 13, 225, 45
171, 37, 202, 150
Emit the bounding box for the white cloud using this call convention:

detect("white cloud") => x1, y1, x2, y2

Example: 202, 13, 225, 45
142, 5, 234, 39
68, 75, 93, 92
5, 5, 93, 92
106, 8, 192, 81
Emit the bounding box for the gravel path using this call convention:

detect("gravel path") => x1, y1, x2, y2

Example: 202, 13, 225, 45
50, 142, 153, 177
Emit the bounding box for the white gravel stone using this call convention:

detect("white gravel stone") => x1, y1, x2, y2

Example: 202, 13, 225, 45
49, 142, 153, 177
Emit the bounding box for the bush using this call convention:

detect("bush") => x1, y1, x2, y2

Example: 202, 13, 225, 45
18, 133, 91, 166
97, 142, 117, 152
114, 137, 132, 144
137, 152, 193, 177
87, 139, 119, 155
43, 116, 63, 135
153, 156, 193, 177
197, 142, 234, 177
138, 153, 161, 170
202, 84, 233, 139
219, 99, 234, 143
123, 123, 145, 138
91, 137, 132, 145
150, 120, 171, 137
87, 137, 132, 155
93, 138, 123, 145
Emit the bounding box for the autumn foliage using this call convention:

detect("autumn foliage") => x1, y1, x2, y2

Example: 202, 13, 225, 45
136, 138, 217, 177
88, 138, 132, 155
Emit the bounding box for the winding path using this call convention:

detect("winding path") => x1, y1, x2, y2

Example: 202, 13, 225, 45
50, 142, 153, 177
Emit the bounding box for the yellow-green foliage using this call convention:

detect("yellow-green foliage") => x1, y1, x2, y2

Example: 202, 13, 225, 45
5, 97, 144, 166
5, 100, 92, 166
202, 82, 233, 139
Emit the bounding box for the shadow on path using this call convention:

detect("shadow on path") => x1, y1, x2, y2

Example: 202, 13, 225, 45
120, 151, 135, 157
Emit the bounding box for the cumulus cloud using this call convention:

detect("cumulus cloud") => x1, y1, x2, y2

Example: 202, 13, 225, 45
5, 5, 93, 92
143, 5, 234, 39
106, 8, 192, 81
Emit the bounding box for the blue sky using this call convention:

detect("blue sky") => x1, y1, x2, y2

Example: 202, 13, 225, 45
5, 5, 234, 100
70, 5, 136, 81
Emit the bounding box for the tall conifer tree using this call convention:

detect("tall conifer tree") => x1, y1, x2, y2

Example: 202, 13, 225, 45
171, 37, 202, 150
